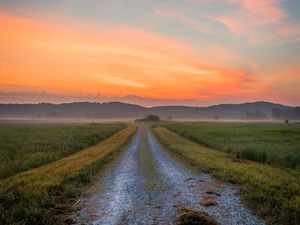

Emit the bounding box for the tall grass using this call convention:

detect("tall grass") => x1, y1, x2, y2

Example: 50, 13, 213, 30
0, 122, 126, 178
163, 122, 300, 170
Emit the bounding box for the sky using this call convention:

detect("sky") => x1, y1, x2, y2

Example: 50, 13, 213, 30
0, 0, 300, 106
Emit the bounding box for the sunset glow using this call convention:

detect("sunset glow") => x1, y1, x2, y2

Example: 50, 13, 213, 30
0, 0, 300, 106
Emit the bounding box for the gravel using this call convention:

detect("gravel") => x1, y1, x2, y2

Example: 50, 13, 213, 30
71, 126, 264, 225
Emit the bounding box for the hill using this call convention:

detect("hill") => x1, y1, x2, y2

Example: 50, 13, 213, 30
0, 101, 297, 120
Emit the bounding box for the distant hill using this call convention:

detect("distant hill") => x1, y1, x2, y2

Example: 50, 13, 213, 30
0, 101, 297, 120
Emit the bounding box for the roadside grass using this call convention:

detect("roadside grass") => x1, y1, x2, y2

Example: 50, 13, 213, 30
0, 125, 136, 225
162, 122, 300, 170
0, 122, 126, 178
153, 127, 300, 225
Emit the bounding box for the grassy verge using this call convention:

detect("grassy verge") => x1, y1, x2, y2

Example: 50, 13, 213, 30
153, 127, 300, 225
163, 122, 300, 170
0, 125, 136, 225
0, 122, 126, 178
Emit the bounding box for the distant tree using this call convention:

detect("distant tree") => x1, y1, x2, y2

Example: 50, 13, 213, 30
136, 114, 160, 121
144, 114, 160, 121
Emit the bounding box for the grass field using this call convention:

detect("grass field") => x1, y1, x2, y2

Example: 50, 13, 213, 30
0, 122, 126, 178
153, 126, 300, 225
162, 122, 300, 170
0, 125, 136, 225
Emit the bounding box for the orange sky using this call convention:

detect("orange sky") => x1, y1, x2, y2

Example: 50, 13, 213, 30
0, 6, 300, 105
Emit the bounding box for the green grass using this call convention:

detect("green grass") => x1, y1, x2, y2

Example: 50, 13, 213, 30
0, 122, 126, 178
0, 125, 136, 225
153, 127, 300, 225
162, 122, 300, 170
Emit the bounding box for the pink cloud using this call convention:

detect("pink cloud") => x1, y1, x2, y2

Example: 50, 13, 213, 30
276, 23, 300, 41
215, 0, 287, 42
234, 0, 286, 25
156, 0, 300, 43
209, 0, 300, 43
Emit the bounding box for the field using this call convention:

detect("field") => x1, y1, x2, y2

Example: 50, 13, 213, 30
157, 122, 300, 223
153, 126, 300, 224
162, 122, 300, 169
1, 120, 300, 224
0, 123, 136, 225
0, 122, 126, 178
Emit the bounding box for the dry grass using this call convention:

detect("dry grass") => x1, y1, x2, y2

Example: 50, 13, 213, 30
177, 208, 220, 225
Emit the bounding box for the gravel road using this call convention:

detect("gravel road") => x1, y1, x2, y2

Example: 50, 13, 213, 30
71, 126, 264, 225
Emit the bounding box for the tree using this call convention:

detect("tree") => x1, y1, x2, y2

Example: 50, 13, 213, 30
136, 114, 160, 121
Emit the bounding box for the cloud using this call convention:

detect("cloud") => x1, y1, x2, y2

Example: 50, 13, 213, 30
93, 73, 150, 88
213, 0, 300, 43
159, 0, 300, 43
234, 0, 286, 25
153, 8, 213, 34
276, 22, 300, 42
1, 10, 299, 105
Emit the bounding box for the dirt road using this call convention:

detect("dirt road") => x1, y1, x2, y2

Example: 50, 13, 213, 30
71, 126, 263, 224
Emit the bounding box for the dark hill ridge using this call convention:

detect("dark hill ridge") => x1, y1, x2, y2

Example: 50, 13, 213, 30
0, 101, 298, 120
150, 102, 290, 119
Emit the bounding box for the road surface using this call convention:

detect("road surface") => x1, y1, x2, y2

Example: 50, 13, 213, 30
71, 126, 263, 225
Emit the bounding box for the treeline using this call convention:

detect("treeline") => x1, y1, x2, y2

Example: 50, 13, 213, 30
272, 107, 300, 120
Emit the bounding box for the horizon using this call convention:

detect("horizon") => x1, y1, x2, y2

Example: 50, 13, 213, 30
0, 97, 296, 108
1, 1, 300, 106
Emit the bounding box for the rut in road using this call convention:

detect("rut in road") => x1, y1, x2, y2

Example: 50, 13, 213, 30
71, 126, 263, 225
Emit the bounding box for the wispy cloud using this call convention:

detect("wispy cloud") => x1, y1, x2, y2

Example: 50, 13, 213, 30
213, 0, 300, 43
93, 73, 150, 88
153, 8, 213, 34
157, 0, 300, 43
276, 22, 300, 42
